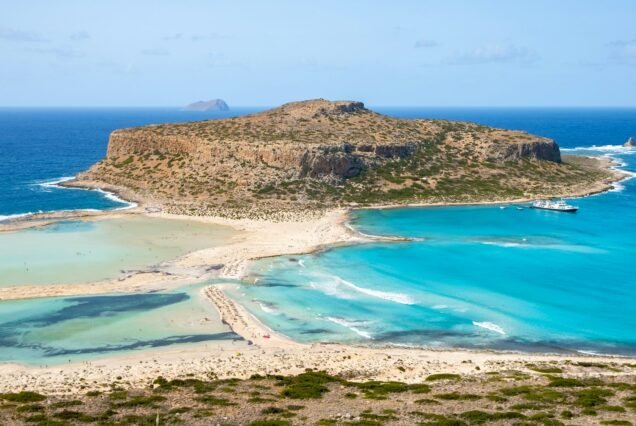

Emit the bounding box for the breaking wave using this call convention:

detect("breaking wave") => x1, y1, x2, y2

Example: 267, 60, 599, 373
0, 212, 35, 223
310, 274, 415, 305
326, 316, 373, 339
256, 301, 280, 315
30, 176, 137, 210
562, 144, 636, 154
473, 321, 506, 335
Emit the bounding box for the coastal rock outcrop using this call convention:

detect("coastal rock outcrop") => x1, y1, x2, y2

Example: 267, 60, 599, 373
488, 138, 561, 163
625, 137, 635, 147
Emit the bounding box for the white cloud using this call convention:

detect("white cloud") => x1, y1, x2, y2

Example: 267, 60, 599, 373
162, 32, 224, 42
140, 48, 170, 56
70, 31, 90, 41
191, 33, 225, 41
414, 39, 438, 48
24, 47, 84, 59
163, 33, 183, 41
0, 27, 47, 43
609, 39, 636, 65
446, 44, 536, 65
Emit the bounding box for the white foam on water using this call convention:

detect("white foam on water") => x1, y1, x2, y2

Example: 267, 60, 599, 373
308, 273, 415, 305
432, 304, 448, 310
561, 145, 636, 194
309, 281, 355, 300
473, 321, 506, 335
256, 301, 280, 315
477, 239, 603, 254
576, 349, 631, 358
326, 316, 373, 339
0, 212, 35, 222
576, 349, 600, 356
94, 188, 138, 210
0, 207, 110, 223
333, 275, 416, 305
607, 168, 636, 193
562, 144, 636, 154
298, 259, 306, 268
29, 176, 138, 210
35, 176, 75, 188
480, 241, 524, 248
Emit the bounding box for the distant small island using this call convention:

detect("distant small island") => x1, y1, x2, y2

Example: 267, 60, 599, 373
183, 99, 229, 112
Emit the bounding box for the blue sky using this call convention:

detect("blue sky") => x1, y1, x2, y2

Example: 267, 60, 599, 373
1, 0, 635, 107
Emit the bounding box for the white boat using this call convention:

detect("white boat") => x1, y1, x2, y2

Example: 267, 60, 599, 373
531, 199, 578, 213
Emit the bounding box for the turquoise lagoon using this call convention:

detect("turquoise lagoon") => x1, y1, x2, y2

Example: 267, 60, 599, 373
0, 216, 237, 287
2, 108, 635, 363
0, 284, 244, 365
0, 215, 242, 364
228, 147, 636, 356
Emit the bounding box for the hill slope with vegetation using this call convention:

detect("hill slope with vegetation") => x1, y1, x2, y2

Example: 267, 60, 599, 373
1, 365, 635, 425
75, 99, 616, 217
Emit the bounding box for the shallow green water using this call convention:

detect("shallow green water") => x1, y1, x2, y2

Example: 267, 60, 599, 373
0, 216, 237, 287
0, 283, 243, 365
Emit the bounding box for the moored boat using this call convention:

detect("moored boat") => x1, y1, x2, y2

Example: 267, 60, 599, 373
531, 199, 579, 212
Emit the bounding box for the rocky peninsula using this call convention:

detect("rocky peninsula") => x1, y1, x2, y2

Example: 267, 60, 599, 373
69, 99, 619, 218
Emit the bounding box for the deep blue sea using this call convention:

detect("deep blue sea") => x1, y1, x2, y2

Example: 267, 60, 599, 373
0, 107, 261, 219
1, 107, 635, 358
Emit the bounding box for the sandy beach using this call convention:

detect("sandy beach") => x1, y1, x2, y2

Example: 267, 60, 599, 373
1, 282, 635, 395
0, 208, 361, 301
0, 156, 634, 395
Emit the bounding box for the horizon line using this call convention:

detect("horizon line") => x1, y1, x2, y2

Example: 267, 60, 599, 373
2, 105, 636, 109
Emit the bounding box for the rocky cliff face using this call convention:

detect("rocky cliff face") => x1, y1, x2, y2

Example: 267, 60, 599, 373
487, 138, 561, 163
77, 99, 600, 212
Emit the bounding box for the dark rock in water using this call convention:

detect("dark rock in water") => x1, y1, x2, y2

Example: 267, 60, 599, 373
624, 137, 636, 147
184, 99, 229, 112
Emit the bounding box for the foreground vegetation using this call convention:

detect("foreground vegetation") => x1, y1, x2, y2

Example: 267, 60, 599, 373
2, 363, 635, 425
